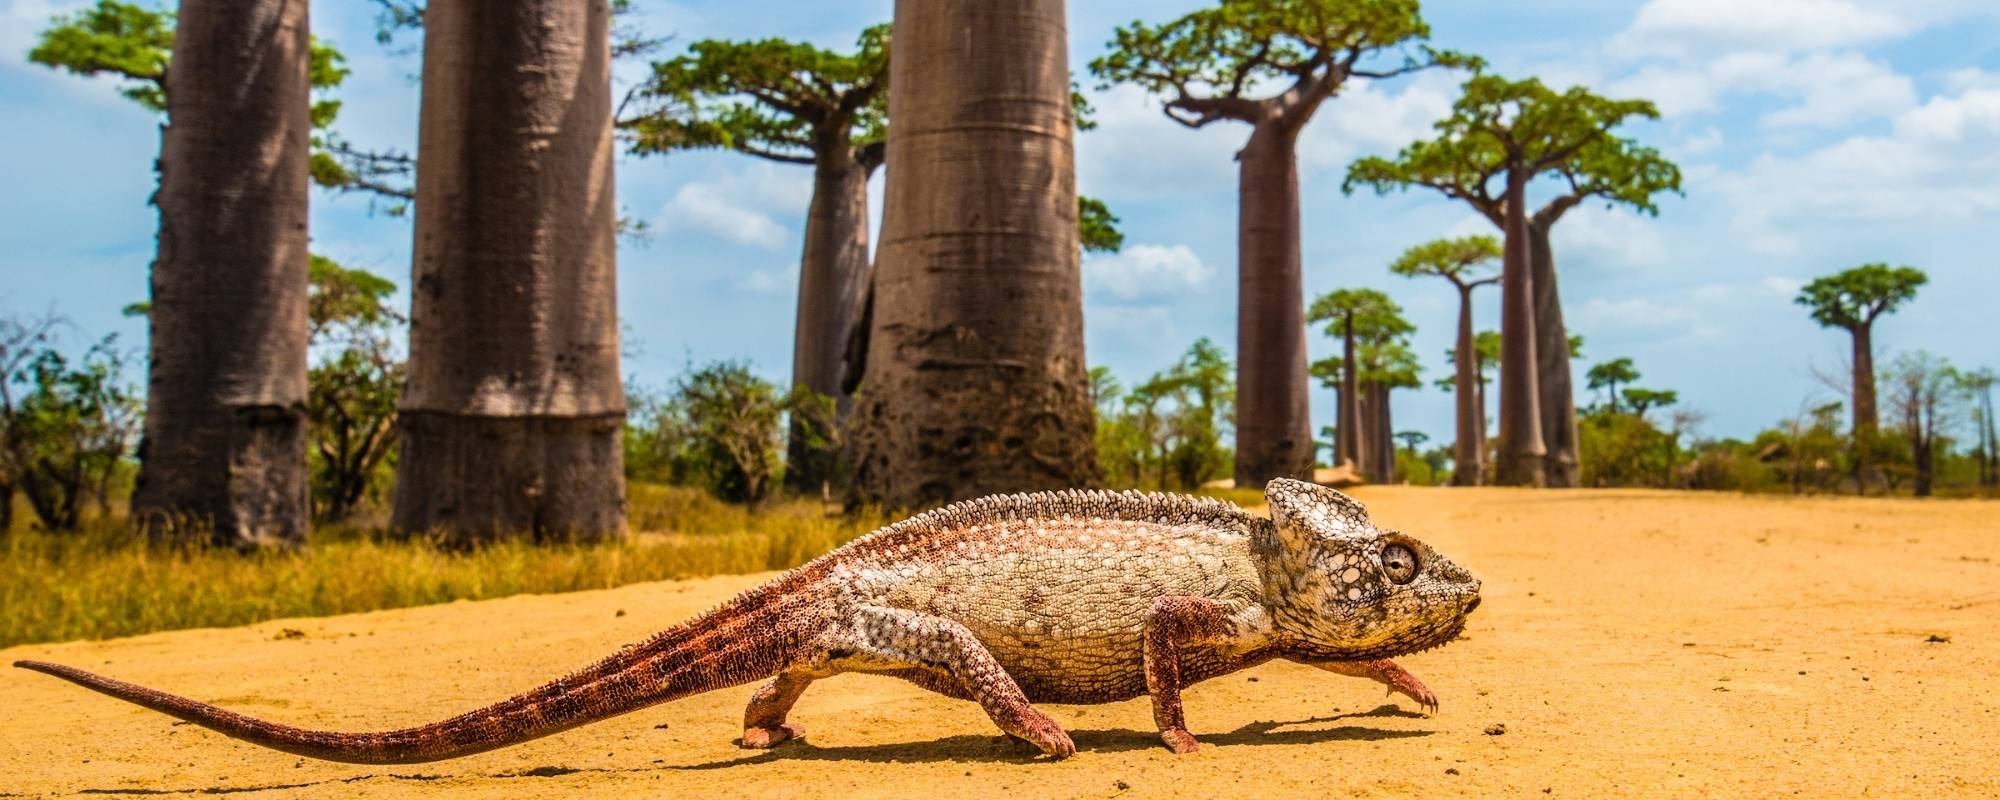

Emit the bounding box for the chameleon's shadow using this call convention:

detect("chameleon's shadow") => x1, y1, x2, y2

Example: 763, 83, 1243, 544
676, 704, 1432, 769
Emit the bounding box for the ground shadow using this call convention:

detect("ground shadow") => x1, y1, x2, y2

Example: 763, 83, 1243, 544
675, 704, 1432, 769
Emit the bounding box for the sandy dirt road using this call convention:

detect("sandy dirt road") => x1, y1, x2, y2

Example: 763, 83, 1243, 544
4, 487, 1997, 798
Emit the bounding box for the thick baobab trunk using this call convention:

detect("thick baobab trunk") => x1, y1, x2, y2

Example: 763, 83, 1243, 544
785, 151, 877, 495
1233, 123, 1315, 486
1339, 316, 1361, 471
1848, 323, 1877, 495
847, 0, 1098, 509
1451, 283, 1482, 486
1495, 172, 1546, 486
131, 0, 311, 547
391, 0, 626, 543
1529, 220, 1580, 488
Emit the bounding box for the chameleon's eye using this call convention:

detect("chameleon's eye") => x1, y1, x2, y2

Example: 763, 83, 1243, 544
1382, 544, 1419, 584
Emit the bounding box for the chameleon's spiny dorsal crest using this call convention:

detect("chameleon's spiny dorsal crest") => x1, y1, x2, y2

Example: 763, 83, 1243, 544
18, 480, 1481, 761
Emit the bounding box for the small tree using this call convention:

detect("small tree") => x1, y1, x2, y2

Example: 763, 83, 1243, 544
306, 258, 406, 522
1391, 235, 1499, 484
1092, 0, 1469, 486
1308, 290, 1416, 483
1586, 358, 1640, 413
1883, 352, 1963, 497
0, 324, 142, 531
1622, 387, 1678, 417
1964, 368, 1999, 488
657, 363, 833, 507
1794, 263, 1927, 493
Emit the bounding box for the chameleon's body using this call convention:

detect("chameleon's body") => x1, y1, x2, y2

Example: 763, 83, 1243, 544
18, 479, 1480, 762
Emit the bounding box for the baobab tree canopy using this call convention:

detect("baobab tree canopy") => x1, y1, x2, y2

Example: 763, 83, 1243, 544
1389, 235, 1502, 281
1090, 0, 1471, 121
1794, 264, 1928, 330
623, 25, 890, 164
1343, 74, 1677, 220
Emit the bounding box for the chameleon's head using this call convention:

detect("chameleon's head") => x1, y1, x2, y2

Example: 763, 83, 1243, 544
1261, 478, 1481, 659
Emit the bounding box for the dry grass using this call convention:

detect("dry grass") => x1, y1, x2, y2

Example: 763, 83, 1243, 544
0, 484, 888, 649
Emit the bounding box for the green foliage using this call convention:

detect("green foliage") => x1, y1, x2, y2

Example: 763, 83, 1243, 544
625, 25, 890, 164
0, 483, 893, 648
1578, 408, 1680, 488
1090, 0, 1472, 128
1794, 264, 1928, 330
1078, 196, 1125, 254
1585, 357, 1639, 411
25, 0, 172, 111
1389, 235, 1501, 282
1345, 72, 1679, 221
626, 363, 835, 507
1622, 387, 1678, 416
0, 318, 142, 532
1307, 288, 1418, 386
1395, 445, 1449, 486
1094, 339, 1235, 490
305, 258, 405, 522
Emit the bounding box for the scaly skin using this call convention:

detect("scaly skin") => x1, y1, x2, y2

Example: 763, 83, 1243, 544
16, 479, 1480, 761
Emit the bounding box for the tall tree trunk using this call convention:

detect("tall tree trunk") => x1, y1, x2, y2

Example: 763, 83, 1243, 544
1355, 382, 1376, 482
1233, 123, 1314, 486
1451, 283, 1481, 486
1339, 315, 1360, 471
131, 0, 310, 547
1476, 369, 1489, 479
1850, 323, 1877, 495
1984, 386, 1999, 487
392, 0, 626, 543
1372, 382, 1394, 483
785, 149, 876, 495
847, 0, 1098, 509
0, 481, 12, 534
1495, 171, 1546, 486
1529, 219, 1580, 487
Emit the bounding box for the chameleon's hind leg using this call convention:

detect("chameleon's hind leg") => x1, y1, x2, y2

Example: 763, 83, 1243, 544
740, 670, 814, 749
1303, 658, 1438, 713
830, 606, 1075, 757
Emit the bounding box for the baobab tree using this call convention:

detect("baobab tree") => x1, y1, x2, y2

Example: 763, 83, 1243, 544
846, 0, 1099, 508
1966, 368, 1999, 488
623, 28, 1124, 494
1092, 0, 1469, 486
1794, 263, 1927, 493
1586, 357, 1639, 413
391, 0, 626, 542
1391, 235, 1500, 485
1307, 288, 1413, 482
1347, 73, 1677, 486
111, 0, 313, 545
623, 27, 887, 494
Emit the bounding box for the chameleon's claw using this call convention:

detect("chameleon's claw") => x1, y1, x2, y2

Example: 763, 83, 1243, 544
1160, 728, 1202, 755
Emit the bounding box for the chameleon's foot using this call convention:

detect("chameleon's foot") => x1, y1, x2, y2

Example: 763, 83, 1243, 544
1314, 658, 1440, 714
1003, 709, 1075, 758
740, 723, 805, 749
1159, 727, 1201, 754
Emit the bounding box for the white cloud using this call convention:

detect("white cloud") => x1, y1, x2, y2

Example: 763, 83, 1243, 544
737, 267, 795, 295
1609, 52, 1915, 129
652, 163, 811, 250
1550, 207, 1670, 270
1083, 243, 1213, 303
1616, 0, 1913, 55
1298, 70, 1459, 174
1076, 84, 1240, 195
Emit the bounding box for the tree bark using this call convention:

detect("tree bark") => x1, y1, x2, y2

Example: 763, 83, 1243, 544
391, 0, 626, 543
1451, 283, 1482, 485
1372, 382, 1395, 483
130, 0, 311, 547
785, 148, 877, 495
1355, 381, 1375, 482
1529, 218, 1580, 488
1232, 122, 1315, 487
1495, 171, 1546, 486
847, 0, 1098, 509
1339, 315, 1361, 471
1849, 323, 1877, 495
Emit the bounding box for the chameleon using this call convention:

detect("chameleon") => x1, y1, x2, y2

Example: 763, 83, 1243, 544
16, 478, 1480, 762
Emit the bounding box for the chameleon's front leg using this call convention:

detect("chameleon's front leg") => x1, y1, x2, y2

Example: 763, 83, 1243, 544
1305, 658, 1439, 713
1142, 596, 1255, 755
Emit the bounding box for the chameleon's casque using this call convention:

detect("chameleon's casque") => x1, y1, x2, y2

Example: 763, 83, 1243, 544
18, 479, 1480, 761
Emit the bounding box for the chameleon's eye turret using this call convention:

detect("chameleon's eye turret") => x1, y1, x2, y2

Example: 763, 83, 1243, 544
1382, 543, 1419, 584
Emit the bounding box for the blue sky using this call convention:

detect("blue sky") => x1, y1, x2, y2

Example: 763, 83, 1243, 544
1, 0, 1995, 445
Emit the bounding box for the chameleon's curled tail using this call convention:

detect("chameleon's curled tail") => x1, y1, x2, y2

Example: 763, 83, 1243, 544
14, 585, 824, 764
